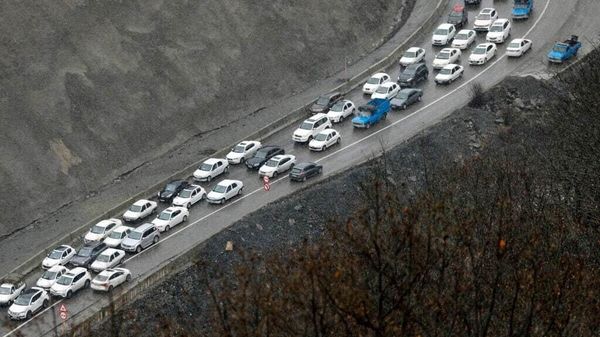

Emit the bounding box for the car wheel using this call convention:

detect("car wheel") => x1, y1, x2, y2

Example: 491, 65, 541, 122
417, 96, 422, 102
108, 285, 114, 292
43, 300, 48, 309
66, 290, 72, 299
26, 311, 32, 320
126, 274, 132, 282
302, 176, 307, 182
207, 175, 212, 182
136, 246, 142, 253
224, 166, 229, 173
85, 280, 90, 288
366, 123, 371, 129
183, 215, 188, 222
339, 116, 344, 123
237, 188, 242, 195
273, 171, 278, 177
220, 198, 225, 204
186, 203, 191, 209
153, 235, 159, 244
165, 225, 170, 232
336, 137, 341, 144
402, 104, 407, 110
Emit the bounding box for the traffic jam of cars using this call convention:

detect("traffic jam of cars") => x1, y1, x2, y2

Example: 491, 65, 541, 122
1, 0, 580, 323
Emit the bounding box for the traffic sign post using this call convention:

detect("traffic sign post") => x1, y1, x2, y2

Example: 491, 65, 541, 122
58, 304, 68, 321
263, 176, 270, 191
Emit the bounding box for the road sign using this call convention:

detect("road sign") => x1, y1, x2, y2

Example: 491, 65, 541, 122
263, 176, 269, 183
263, 176, 270, 191
59, 311, 68, 320
59, 304, 67, 313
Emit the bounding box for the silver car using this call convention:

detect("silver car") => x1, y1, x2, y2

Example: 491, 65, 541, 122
120, 223, 160, 253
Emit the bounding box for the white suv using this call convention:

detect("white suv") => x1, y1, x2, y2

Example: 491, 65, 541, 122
50, 267, 91, 298
486, 19, 511, 43
292, 113, 332, 143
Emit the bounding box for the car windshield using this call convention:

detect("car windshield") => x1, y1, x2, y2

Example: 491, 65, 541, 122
434, 28, 448, 35
129, 204, 142, 212
13, 295, 31, 306
553, 44, 567, 52
213, 185, 228, 193
456, 33, 469, 40
158, 212, 171, 220
316, 96, 329, 106
291, 167, 303, 174
232, 145, 246, 153
199, 163, 213, 171
128, 231, 143, 240
402, 68, 416, 75
437, 52, 451, 60
490, 25, 503, 32
366, 77, 380, 84
42, 270, 58, 280
314, 133, 329, 141
473, 47, 487, 54
375, 86, 388, 94
95, 275, 109, 282
57, 275, 74, 286
109, 231, 123, 239
330, 102, 344, 112
300, 121, 314, 130
396, 92, 410, 99
508, 42, 521, 49
97, 254, 111, 262
477, 14, 491, 20
164, 183, 177, 192
358, 105, 374, 117
403, 50, 417, 58
91, 225, 105, 234
265, 159, 279, 167
49, 250, 63, 259
179, 190, 193, 198
0, 287, 11, 295
440, 68, 453, 75
77, 247, 93, 257
449, 12, 462, 20
255, 150, 268, 158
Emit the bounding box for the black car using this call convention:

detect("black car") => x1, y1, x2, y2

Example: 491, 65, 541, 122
397, 63, 429, 87
308, 92, 343, 114
447, 4, 468, 29
69, 241, 107, 268
245, 146, 284, 170
157, 180, 190, 203
390, 88, 423, 110
464, 0, 480, 5
289, 162, 323, 182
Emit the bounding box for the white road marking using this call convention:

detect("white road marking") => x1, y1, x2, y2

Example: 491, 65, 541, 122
2, 1, 552, 336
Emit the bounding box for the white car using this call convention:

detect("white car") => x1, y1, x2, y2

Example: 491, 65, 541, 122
362, 73, 391, 95
258, 155, 297, 178
207, 179, 244, 204
89, 248, 126, 273
7, 287, 49, 320
469, 43, 497, 65
451, 29, 476, 49
36, 266, 69, 289
434, 64, 464, 85
122, 199, 157, 222
326, 100, 355, 123
486, 18, 511, 43
432, 48, 462, 69
172, 184, 206, 209
193, 158, 229, 182
91, 268, 132, 292
292, 113, 332, 143
473, 8, 498, 31
371, 82, 400, 100
50, 267, 91, 298
84, 218, 122, 243
506, 38, 532, 57
42, 245, 76, 269
309, 129, 341, 152
103, 226, 133, 248
399, 47, 426, 67
431, 23, 457, 46
226, 141, 262, 164
0, 281, 26, 306
152, 206, 189, 232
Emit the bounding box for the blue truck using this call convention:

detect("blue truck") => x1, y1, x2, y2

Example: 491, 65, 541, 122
547, 35, 582, 64
512, 0, 533, 19
352, 98, 390, 129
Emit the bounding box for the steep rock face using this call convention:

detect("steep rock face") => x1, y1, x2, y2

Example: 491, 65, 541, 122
0, 0, 411, 234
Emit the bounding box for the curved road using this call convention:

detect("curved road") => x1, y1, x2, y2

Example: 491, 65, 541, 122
2, 0, 599, 335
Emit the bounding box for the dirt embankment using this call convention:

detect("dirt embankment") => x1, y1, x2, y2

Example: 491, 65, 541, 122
0, 0, 413, 236
85, 74, 559, 336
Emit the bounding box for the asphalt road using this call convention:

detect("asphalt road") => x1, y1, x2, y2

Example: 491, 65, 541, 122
2, 0, 599, 335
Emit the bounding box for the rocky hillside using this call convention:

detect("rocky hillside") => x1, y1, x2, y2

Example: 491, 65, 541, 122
0, 0, 412, 236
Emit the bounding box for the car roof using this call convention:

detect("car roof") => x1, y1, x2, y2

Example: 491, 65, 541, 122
308, 113, 328, 121
380, 82, 396, 88
405, 63, 425, 70
439, 48, 456, 53
480, 8, 495, 14
133, 199, 151, 206
477, 43, 495, 47
371, 72, 388, 78
442, 64, 460, 69
269, 155, 286, 161
134, 223, 155, 232
511, 38, 526, 43
217, 179, 241, 186
20, 288, 39, 297
100, 248, 121, 255
318, 128, 337, 135
83, 241, 104, 248
95, 219, 117, 227
399, 88, 418, 93
54, 245, 71, 251
0, 283, 12, 288
112, 226, 132, 233
294, 162, 316, 169
406, 47, 421, 52
67, 267, 87, 275
437, 23, 454, 29
47, 265, 68, 272
492, 18, 509, 24
203, 158, 224, 165
258, 145, 280, 152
